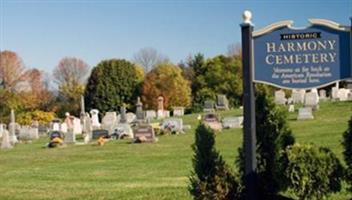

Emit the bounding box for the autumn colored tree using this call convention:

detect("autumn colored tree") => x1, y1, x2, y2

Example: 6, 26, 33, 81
53, 57, 89, 116
142, 63, 191, 110
84, 59, 141, 114
0, 50, 26, 91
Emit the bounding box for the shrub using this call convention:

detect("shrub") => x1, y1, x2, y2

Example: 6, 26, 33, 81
342, 115, 352, 191
237, 84, 295, 199
17, 110, 56, 125
285, 143, 343, 200
189, 123, 241, 200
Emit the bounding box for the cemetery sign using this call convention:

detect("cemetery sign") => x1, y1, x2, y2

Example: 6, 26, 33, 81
253, 19, 351, 89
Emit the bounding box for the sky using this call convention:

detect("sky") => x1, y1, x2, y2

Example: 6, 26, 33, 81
0, 0, 351, 73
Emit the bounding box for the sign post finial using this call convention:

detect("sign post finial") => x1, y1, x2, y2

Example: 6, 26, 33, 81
242, 10, 252, 24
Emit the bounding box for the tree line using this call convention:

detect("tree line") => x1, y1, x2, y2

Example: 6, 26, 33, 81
0, 47, 243, 123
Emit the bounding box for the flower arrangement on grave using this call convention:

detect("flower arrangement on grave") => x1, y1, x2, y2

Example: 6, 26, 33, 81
97, 137, 106, 146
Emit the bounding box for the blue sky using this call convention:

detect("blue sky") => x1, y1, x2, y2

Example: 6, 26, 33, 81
0, 0, 351, 72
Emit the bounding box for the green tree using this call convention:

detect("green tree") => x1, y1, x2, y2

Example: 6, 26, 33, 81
285, 144, 343, 200
84, 59, 141, 114
142, 63, 191, 110
190, 55, 242, 108
237, 85, 295, 199
342, 115, 352, 191
189, 123, 241, 200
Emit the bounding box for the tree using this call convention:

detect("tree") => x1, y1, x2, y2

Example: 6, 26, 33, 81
133, 47, 169, 72
193, 55, 243, 107
285, 144, 343, 200
141, 63, 191, 110
0, 50, 26, 91
84, 59, 141, 114
189, 123, 241, 200
237, 85, 295, 199
342, 115, 352, 191
53, 57, 89, 116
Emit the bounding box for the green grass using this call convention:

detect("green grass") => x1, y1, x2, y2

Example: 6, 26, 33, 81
0, 101, 351, 200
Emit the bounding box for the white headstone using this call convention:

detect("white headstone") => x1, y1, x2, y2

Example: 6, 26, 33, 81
297, 107, 314, 120
53, 122, 60, 131
64, 132, 76, 144
145, 110, 157, 119
29, 127, 39, 140
126, 113, 136, 124
90, 109, 101, 128
73, 118, 82, 134
114, 123, 133, 139
292, 89, 305, 104
288, 105, 295, 112
332, 87, 339, 100
157, 110, 164, 119
337, 88, 350, 101
304, 92, 319, 110
0, 124, 4, 138
319, 89, 327, 100
102, 112, 117, 134
173, 107, 185, 116
1, 130, 12, 149
274, 90, 286, 105
60, 122, 68, 133
222, 116, 243, 128
161, 118, 184, 133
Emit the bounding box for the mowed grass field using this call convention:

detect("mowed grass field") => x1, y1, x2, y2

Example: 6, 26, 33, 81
0, 101, 351, 200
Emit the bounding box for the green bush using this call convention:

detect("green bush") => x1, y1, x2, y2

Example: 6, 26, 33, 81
285, 143, 343, 200
342, 115, 352, 191
189, 123, 241, 200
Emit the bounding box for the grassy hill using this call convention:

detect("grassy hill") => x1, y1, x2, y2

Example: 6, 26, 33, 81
0, 101, 351, 200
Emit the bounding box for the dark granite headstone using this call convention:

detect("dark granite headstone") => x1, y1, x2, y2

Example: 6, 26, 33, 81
92, 129, 109, 140
133, 124, 156, 142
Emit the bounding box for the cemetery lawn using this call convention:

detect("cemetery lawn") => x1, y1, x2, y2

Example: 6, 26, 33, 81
0, 101, 351, 200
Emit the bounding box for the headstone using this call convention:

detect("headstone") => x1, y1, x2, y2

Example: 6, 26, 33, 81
82, 113, 93, 143
19, 126, 31, 141
1, 130, 12, 149
222, 116, 243, 128
297, 107, 314, 120
92, 129, 109, 140
119, 106, 127, 123
288, 104, 295, 112
133, 124, 156, 143
274, 90, 286, 105
73, 118, 82, 134
292, 89, 305, 104
145, 110, 157, 119
304, 92, 319, 110
101, 112, 117, 134
161, 118, 184, 133
173, 107, 185, 116
157, 96, 165, 119
90, 109, 101, 129
215, 94, 229, 110
337, 88, 350, 101
0, 124, 4, 138
203, 100, 215, 112
64, 131, 76, 144
113, 124, 133, 139
202, 113, 222, 131
136, 97, 145, 122
60, 122, 68, 133
64, 113, 73, 131
163, 110, 170, 118
126, 113, 136, 124
319, 89, 327, 101
80, 95, 85, 121
9, 110, 18, 145
29, 127, 39, 140
348, 92, 352, 101
332, 87, 339, 100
